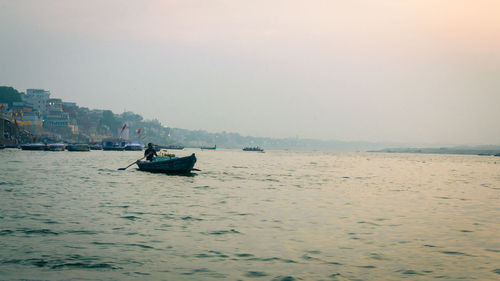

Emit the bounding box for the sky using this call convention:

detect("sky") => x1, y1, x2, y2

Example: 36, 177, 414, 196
1, 0, 499, 145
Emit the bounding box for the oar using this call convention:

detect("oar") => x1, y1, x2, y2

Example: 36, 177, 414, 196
118, 155, 147, 170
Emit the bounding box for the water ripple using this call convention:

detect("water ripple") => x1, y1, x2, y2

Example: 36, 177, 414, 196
244, 271, 269, 277
202, 229, 241, 235
1, 150, 498, 280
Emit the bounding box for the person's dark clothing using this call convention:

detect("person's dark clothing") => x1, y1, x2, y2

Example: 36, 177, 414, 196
144, 147, 157, 161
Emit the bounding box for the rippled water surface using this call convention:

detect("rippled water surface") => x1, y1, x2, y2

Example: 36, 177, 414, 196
0, 149, 499, 280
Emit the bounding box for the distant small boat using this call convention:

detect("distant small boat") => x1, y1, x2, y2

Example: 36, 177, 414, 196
159, 145, 184, 150
243, 146, 264, 152
4, 144, 20, 149
46, 143, 66, 151
90, 144, 102, 150
201, 145, 216, 150
20, 143, 46, 151
102, 140, 126, 151
124, 142, 144, 151
136, 153, 197, 174
66, 144, 90, 152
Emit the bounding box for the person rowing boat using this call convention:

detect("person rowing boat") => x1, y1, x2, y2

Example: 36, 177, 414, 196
144, 142, 158, 161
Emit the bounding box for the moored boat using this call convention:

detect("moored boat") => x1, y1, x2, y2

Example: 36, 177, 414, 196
243, 146, 264, 152
90, 144, 102, 150
124, 142, 144, 151
201, 145, 216, 150
20, 143, 47, 151
102, 139, 126, 151
66, 144, 90, 151
136, 153, 197, 174
4, 144, 20, 149
158, 144, 184, 150
46, 143, 66, 151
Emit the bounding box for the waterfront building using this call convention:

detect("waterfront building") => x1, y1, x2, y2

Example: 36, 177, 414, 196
44, 111, 70, 128
18, 111, 43, 128
24, 89, 50, 115
62, 102, 77, 108
46, 98, 63, 113
44, 98, 70, 128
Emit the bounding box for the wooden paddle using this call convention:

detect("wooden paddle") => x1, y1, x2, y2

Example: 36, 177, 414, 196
118, 155, 147, 170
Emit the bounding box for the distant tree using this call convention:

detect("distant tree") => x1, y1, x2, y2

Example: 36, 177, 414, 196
121, 111, 143, 122
101, 110, 122, 136
0, 86, 23, 105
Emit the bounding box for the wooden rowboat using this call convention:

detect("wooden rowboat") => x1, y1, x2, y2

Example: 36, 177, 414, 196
136, 153, 197, 174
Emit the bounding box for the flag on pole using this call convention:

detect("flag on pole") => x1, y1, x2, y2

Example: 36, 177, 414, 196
118, 122, 129, 140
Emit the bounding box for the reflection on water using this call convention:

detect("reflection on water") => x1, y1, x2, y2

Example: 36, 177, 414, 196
0, 149, 499, 280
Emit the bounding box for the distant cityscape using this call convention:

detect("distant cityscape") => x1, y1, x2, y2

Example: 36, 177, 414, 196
2, 85, 500, 154
0, 85, 389, 150
0, 86, 169, 145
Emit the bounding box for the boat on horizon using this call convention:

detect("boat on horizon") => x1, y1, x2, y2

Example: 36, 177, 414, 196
243, 146, 264, 152
158, 144, 184, 150
136, 153, 197, 174
201, 145, 216, 150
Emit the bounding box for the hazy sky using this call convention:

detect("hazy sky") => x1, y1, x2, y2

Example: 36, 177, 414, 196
1, 0, 499, 145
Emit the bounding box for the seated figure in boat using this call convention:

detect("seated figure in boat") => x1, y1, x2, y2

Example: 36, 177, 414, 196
144, 143, 158, 161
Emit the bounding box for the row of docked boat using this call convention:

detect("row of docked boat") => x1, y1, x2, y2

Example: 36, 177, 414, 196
101, 140, 144, 151
14, 141, 149, 152
17, 143, 149, 151
9, 142, 264, 153
19, 143, 91, 151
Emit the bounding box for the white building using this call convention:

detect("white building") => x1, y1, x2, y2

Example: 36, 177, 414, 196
24, 89, 50, 115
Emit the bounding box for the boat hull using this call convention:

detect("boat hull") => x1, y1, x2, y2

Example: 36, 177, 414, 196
124, 146, 143, 151
136, 153, 197, 174
158, 145, 184, 150
47, 145, 65, 151
243, 147, 264, 152
103, 147, 125, 151
66, 144, 90, 151
20, 144, 46, 151
201, 145, 216, 150
102, 140, 126, 151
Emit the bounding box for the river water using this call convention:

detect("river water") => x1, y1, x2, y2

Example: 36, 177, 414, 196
0, 149, 499, 280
